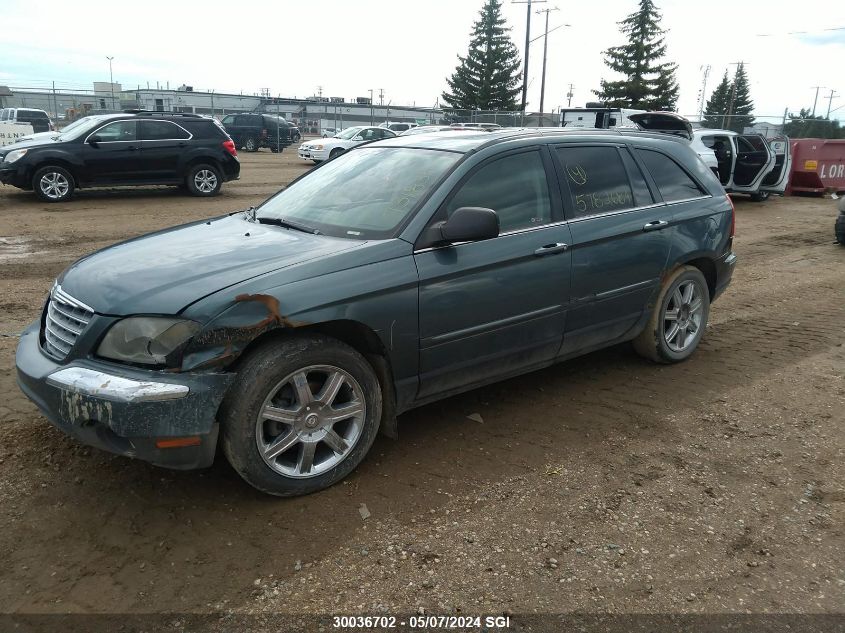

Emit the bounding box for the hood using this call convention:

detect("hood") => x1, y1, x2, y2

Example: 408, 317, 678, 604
307, 137, 349, 148
629, 112, 693, 141
0, 136, 61, 155
58, 214, 363, 315
14, 131, 59, 144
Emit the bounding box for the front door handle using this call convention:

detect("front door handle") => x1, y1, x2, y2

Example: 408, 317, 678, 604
127, 145, 139, 151
534, 242, 569, 256
643, 220, 669, 232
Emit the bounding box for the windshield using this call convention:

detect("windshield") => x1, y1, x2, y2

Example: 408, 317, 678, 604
255, 147, 461, 239
335, 126, 365, 140
57, 115, 112, 141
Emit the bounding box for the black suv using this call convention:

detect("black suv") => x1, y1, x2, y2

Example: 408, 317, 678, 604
0, 112, 240, 202
220, 113, 293, 152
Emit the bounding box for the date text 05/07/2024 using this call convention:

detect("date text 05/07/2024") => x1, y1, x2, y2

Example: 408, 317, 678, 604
332, 615, 512, 629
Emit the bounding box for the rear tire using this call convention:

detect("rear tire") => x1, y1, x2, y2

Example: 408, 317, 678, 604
32, 166, 75, 202
836, 212, 845, 245
220, 335, 382, 497
185, 163, 222, 197
750, 191, 770, 202
633, 266, 710, 364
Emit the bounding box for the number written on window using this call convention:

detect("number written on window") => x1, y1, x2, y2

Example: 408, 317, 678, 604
556, 146, 636, 218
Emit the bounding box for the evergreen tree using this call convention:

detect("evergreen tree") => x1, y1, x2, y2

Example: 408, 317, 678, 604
702, 71, 731, 129
728, 63, 754, 133
593, 0, 679, 110
442, 0, 522, 112
701, 64, 755, 132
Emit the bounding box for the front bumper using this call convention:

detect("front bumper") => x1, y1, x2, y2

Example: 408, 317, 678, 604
298, 147, 328, 161
713, 250, 737, 301
15, 321, 235, 470
0, 164, 26, 187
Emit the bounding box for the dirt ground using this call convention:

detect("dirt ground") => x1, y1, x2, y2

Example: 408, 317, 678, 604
0, 150, 842, 622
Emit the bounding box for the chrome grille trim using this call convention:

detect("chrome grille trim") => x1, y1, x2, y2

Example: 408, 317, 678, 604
42, 284, 94, 361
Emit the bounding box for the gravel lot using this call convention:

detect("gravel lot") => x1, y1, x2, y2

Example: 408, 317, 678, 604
0, 150, 842, 624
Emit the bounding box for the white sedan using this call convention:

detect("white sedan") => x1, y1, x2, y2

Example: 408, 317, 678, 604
298, 126, 397, 163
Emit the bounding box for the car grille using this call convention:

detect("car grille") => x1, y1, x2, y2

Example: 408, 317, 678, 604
42, 285, 94, 360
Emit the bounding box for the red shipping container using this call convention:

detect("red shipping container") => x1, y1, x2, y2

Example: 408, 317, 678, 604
787, 138, 845, 195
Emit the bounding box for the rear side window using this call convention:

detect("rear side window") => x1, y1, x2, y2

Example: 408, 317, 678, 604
636, 149, 705, 203
447, 150, 552, 233
184, 120, 227, 139
17, 110, 48, 123
556, 146, 635, 218
141, 120, 190, 140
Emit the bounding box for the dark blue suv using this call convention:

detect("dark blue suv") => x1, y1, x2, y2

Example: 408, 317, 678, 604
15, 128, 736, 496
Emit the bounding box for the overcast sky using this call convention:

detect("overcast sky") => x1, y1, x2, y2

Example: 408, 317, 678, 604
2, 0, 843, 122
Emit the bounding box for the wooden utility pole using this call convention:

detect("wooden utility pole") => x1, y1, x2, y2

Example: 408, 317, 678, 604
513, 0, 546, 114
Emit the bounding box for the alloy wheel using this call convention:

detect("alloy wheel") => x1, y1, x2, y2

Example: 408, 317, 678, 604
39, 172, 70, 200
194, 169, 218, 193
663, 280, 704, 352
255, 365, 366, 479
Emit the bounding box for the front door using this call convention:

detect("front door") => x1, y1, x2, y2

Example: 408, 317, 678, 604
139, 119, 191, 181
554, 144, 675, 354
79, 119, 142, 184
414, 147, 572, 400
731, 134, 775, 192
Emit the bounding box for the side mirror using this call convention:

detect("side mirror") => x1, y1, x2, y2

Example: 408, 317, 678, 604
439, 207, 499, 243
87, 135, 101, 147
352, 135, 363, 141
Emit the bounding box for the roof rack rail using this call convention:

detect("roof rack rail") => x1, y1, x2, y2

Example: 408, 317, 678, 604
121, 109, 203, 118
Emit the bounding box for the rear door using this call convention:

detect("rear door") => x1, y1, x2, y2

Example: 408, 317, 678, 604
554, 143, 673, 354
139, 119, 191, 181
731, 134, 775, 192
759, 137, 792, 194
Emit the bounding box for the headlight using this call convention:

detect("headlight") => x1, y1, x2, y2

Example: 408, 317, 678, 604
312, 144, 323, 151
97, 317, 201, 366
4, 148, 28, 163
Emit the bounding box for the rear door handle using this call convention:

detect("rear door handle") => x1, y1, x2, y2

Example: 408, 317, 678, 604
128, 145, 139, 151
643, 220, 669, 232
534, 242, 569, 256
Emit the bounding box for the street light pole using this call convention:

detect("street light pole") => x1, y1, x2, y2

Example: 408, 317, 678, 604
106, 56, 115, 110
369, 89, 374, 125
535, 6, 559, 122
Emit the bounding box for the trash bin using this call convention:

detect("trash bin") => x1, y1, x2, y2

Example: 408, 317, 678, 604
787, 139, 845, 195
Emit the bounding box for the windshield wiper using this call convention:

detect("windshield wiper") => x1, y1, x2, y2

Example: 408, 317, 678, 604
257, 216, 321, 235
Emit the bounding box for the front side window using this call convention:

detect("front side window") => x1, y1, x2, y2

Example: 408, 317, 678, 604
221, 115, 235, 126
141, 120, 190, 140
336, 126, 365, 140
256, 147, 461, 240
636, 149, 705, 203
93, 120, 137, 142
557, 146, 635, 218
447, 150, 552, 233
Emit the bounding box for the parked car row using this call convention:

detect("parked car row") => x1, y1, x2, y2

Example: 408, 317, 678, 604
298, 126, 398, 163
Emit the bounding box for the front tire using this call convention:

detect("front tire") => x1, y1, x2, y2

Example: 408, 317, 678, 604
220, 335, 383, 496
33, 166, 75, 202
329, 148, 344, 159
244, 137, 258, 152
633, 265, 710, 363
186, 164, 222, 196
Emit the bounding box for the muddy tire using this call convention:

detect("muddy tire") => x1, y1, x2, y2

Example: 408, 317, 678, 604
220, 335, 382, 497
32, 165, 75, 202
836, 212, 845, 245
633, 265, 710, 364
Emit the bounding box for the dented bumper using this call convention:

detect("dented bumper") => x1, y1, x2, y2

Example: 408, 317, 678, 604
15, 321, 234, 470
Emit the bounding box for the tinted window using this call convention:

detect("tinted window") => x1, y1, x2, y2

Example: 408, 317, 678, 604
221, 115, 235, 126
234, 115, 255, 126
94, 120, 137, 142
737, 135, 766, 152
447, 150, 552, 233
557, 146, 635, 218
636, 149, 705, 202
619, 149, 654, 207
142, 120, 190, 140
